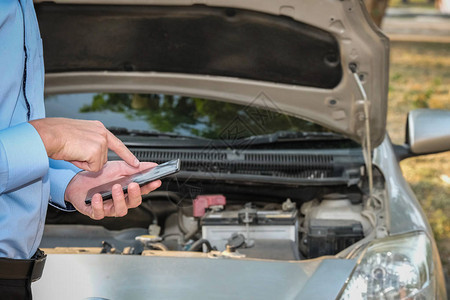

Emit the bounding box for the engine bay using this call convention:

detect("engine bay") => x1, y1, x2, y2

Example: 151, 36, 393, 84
42, 173, 386, 261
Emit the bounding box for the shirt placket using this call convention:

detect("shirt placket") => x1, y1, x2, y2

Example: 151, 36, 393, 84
18, 0, 31, 121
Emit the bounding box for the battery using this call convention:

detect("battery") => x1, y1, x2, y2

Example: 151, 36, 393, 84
201, 208, 298, 252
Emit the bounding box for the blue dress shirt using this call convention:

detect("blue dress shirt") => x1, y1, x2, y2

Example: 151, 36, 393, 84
0, 0, 80, 259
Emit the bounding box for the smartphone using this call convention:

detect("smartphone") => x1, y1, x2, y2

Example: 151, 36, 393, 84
85, 159, 180, 205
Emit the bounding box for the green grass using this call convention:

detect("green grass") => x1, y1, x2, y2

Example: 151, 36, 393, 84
387, 41, 450, 278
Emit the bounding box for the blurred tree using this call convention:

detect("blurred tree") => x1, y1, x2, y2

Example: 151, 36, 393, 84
364, 0, 389, 27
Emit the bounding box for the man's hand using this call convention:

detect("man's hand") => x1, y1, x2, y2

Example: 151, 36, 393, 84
65, 161, 162, 219
30, 118, 139, 172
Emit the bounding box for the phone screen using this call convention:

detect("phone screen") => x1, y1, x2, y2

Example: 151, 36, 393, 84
85, 159, 180, 205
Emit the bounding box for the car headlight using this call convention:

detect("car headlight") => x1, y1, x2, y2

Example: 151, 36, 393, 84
338, 231, 437, 300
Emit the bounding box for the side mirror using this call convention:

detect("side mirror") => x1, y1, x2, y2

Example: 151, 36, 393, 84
394, 109, 450, 161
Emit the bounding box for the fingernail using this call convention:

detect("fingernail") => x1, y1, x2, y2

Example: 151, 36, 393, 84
134, 158, 140, 166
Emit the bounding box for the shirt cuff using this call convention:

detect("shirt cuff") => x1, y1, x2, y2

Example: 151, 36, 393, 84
0, 123, 49, 193
48, 159, 82, 212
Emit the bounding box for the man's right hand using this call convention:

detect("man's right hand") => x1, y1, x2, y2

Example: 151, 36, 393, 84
30, 118, 139, 172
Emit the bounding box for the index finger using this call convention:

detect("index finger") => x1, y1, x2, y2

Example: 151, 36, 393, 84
106, 130, 140, 167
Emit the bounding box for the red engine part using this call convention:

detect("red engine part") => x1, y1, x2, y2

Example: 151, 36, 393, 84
193, 194, 226, 217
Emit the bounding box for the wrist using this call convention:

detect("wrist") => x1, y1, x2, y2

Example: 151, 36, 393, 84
64, 171, 85, 202
29, 118, 59, 157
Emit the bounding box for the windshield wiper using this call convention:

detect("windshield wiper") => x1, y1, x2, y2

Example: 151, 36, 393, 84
109, 127, 349, 148
231, 131, 349, 146
107, 127, 209, 140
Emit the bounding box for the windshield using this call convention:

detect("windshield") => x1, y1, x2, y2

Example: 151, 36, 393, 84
45, 93, 331, 140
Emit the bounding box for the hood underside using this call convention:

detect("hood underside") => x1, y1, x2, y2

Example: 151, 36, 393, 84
35, 0, 389, 148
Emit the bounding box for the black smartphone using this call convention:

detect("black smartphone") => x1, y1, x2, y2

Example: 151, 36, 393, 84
84, 159, 180, 205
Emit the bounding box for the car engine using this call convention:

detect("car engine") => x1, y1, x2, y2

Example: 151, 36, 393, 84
42, 187, 380, 261
42, 145, 384, 260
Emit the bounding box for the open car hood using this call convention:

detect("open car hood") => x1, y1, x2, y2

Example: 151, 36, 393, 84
35, 0, 389, 148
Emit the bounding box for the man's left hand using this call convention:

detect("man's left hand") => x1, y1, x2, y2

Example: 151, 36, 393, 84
64, 161, 162, 219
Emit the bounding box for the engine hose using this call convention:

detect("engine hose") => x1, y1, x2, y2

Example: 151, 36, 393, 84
184, 227, 200, 241
149, 243, 168, 251
189, 239, 213, 252
143, 190, 197, 240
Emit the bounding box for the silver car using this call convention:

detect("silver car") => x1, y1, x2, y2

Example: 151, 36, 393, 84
33, 0, 448, 299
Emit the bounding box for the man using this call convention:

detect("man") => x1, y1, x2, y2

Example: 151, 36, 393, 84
0, 1, 161, 298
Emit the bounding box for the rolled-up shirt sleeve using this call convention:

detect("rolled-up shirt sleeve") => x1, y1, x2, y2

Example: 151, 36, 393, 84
0, 122, 48, 193
48, 159, 81, 211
